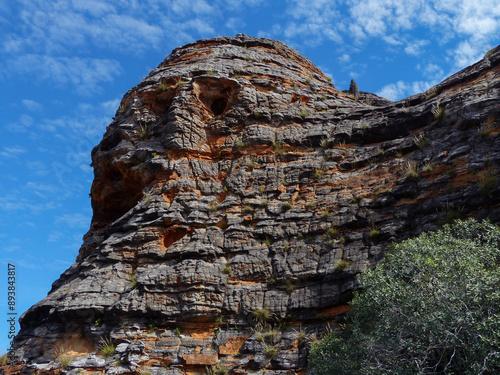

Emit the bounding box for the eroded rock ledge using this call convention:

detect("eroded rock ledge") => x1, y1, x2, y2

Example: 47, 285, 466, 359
3, 35, 500, 375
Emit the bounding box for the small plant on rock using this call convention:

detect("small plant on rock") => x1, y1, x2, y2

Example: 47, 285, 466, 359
53, 345, 74, 369
264, 237, 273, 247
57, 354, 73, 369
425, 87, 438, 99
222, 263, 231, 275
158, 82, 170, 91
413, 133, 431, 149
248, 160, 256, 170
311, 168, 325, 180
98, 337, 116, 358
147, 323, 157, 333
299, 109, 309, 118
439, 202, 466, 224
402, 161, 419, 179
479, 171, 498, 197
128, 273, 138, 289
305, 199, 315, 209
284, 280, 295, 295
334, 259, 351, 271
478, 122, 494, 138
252, 308, 273, 326
209, 201, 218, 212
139, 124, 149, 139
272, 140, 284, 155
368, 224, 380, 239
263, 344, 280, 359
174, 77, 186, 88
320, 138, 331, 148
326, 226, 339, 239
432, 104, 445, 121
206, 364, 229, 375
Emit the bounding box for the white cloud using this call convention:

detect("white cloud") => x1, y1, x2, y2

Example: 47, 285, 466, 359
90, 14, 164, 51
6, 114, 34, 133
26, 161, 50, 177
225, 17, 244, 30
377, 81, 408, 101
71, 0, 116, 17
339, 54, 351, 64
22, 99, 43, 112
405, 40, 429, 56
3, 55, 122, 94
419, 63, 445, 81
0, 146, 27, 159
377, 80, 435, 101
452, 40, 484, 70
275, 0, 343, 45
54, 212, 90, 229
0, 194, 59, 212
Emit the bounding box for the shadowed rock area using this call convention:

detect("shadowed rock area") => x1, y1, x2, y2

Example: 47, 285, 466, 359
2, 35, 499, 375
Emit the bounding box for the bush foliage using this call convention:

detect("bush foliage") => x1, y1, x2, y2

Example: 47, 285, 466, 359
309, 219, 500, 374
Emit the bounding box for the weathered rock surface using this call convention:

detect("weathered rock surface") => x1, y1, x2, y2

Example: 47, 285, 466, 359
2, 35, 499, 375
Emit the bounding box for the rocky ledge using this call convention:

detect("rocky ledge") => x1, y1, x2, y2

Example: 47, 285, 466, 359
2, 35, 499, 375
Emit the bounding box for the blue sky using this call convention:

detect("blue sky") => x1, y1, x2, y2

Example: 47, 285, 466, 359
0, 0, 499, 353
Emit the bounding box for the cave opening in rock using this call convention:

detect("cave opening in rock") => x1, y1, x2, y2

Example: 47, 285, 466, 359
193, 77, 240, 117
210, 97, 228, 116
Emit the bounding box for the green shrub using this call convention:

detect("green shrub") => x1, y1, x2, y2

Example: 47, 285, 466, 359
0, 354, 8, 365
308, 219, 500, 375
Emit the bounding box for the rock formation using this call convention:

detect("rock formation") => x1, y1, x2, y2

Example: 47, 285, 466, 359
348, 79, 359, 99
2, 35, 499, 375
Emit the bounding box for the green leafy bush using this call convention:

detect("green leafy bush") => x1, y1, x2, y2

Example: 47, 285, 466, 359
308, 219, 500, 375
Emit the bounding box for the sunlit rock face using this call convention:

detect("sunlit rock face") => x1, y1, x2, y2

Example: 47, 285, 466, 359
4, 36, 500, 375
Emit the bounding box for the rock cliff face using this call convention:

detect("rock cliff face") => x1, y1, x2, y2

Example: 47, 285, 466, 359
3, 35, 500, 375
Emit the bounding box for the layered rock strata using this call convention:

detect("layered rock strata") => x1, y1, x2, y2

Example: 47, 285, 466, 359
3, 35, 500, 375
